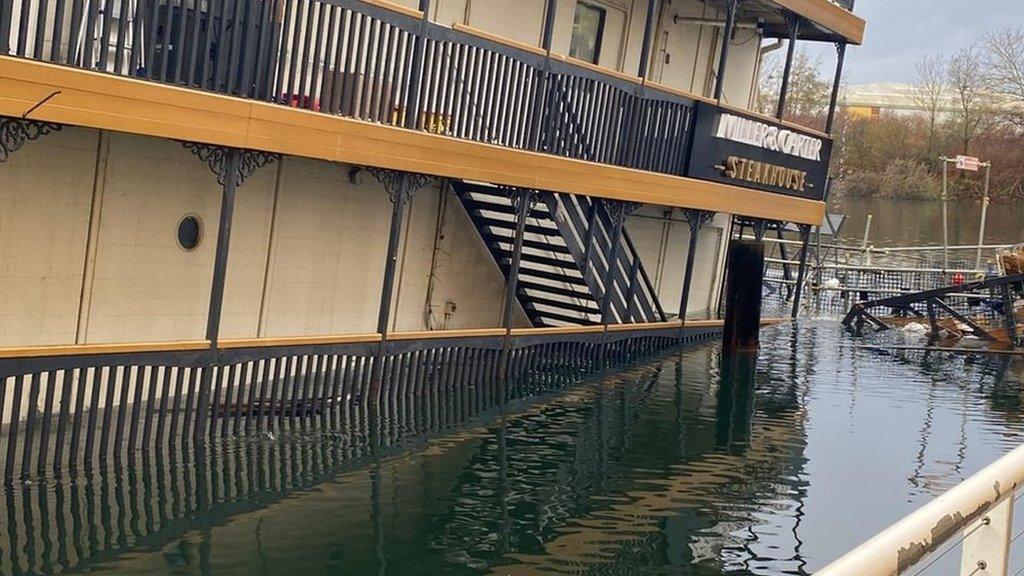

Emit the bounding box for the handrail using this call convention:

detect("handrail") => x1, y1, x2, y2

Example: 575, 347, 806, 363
817, 443, 1024, 576
0, 340, 212, 359
0, 322, 739, 360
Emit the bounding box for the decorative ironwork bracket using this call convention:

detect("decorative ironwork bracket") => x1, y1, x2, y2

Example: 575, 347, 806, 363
181, 142, 280, 186
500, 186, 543, 213
602, 199, 643, 227
681, 209, 715, 232
0, 116, 62, 163
368, 168, 435, 204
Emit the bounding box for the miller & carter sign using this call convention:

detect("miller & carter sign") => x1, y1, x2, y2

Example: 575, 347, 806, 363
685, 102, 831, 201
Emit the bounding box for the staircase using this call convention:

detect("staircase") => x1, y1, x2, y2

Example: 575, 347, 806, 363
452, 181, 665, 327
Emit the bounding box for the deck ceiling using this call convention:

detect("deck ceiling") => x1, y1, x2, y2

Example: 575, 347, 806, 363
718, 0, 866, 45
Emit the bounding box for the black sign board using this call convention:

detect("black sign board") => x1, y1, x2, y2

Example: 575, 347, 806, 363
685, 102, 831, 201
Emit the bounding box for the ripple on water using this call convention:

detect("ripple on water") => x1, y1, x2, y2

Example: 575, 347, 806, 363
5, 320, 1024, 576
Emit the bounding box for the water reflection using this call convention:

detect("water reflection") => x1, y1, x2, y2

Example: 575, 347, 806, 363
3, 321, 1024, 575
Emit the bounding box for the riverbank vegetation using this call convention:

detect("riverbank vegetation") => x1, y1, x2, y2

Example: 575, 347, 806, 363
758, 27, 1024, 203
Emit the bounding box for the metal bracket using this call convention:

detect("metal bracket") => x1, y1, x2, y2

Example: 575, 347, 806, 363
681, 209, 715, 231
602, 199, 643, 226
181, 142, 280, 186
500, 186, 543, 213
368, 167, 435, 205
0, 116, 62, 163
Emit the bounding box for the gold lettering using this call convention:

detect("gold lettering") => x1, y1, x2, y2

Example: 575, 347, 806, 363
717, 156, 808, 192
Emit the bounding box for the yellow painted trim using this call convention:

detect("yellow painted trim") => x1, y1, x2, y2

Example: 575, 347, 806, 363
509, 326, 607, 336
771, 0, 866, 45
0, 340, 211, 359
606, 321, 683, 332
218, 333, 382, 349
0, 57, 826, 225
360, 0, 423, 19
388, 328, 508, 341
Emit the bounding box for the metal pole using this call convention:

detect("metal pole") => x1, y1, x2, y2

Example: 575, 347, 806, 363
197, 148, 241, 442
678, 213, 704, 323
976, 163, 991, 270
601, 208, 626, 325
825, 42, 847, 134
369, 175, 410, 410
791, 224, 812, 318
499, 189, 530, 403
942, 158, 950, 271
403, 3, 431, 129
541, 0, 558, 53
712, 0, 738, 100
637, 0, 658, 78
205, 149, 241, 346
776, 15, 800, 120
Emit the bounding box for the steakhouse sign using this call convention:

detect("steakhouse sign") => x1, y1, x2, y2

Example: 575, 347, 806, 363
713, 113, 824, 162
685, 102, 832, 201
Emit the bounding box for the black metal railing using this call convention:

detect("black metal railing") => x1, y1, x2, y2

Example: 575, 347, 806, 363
0, 0, 697, 176
0, 324, 721, 483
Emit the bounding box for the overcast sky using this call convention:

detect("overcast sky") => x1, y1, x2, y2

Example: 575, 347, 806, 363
805, 0, 1024, 85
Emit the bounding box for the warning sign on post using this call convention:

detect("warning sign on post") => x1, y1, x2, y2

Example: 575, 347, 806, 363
955, 155, 981, 171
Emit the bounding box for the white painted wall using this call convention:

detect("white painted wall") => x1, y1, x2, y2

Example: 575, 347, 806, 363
0, 130, 525, 346
626, 206, 728, 319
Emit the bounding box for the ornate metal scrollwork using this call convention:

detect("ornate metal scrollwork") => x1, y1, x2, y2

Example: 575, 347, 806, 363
602, 199, 643, 227
368, 167, 435, 205
500, 186, 543, 213
681, 209, 715, 232
0, 116, 62, 163
181, 142, 280, 186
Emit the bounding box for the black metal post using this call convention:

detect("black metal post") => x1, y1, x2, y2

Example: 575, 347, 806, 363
637, 0, 658, 78
502, 190, 531, 330
1002, 284, 1019, 349
600, 204, 627, 326
713, 0, 738, 100
776, 15, 800, 120
403, 2, 432, 129
679, 210, 712, 324
790, 224, 812, 319
541, 0, 558, 53
499, 189, 532, 402
825, 42, 848, 135
205, 149, 241, 346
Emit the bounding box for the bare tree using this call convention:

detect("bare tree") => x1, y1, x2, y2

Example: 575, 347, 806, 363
756, 49, 831, 124
983, 27, 1024, 127
947, 46, 994, 155
913, 55, 946, 161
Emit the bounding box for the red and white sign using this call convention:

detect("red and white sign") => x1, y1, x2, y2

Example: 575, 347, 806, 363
955, 155, 981, 172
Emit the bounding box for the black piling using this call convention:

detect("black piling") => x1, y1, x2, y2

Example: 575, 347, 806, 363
722, 240, 766, 352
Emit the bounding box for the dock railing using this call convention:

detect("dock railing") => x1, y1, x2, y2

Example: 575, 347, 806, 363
817, 443, 1024, 576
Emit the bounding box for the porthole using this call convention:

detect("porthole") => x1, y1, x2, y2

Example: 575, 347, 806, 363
176, 214, 203, 251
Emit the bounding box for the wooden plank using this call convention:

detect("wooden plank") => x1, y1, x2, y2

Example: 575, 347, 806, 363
0, 56, 827, 225
510, 325, 607, 336
0, 340, 211, 359
606, 321, 683, 332
218, 333, 383, 349
770, 0, 866, 44
387, 328, 508, 341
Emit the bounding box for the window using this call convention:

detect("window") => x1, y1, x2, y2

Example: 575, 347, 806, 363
177, 214, 203, 251
569, 2, 606, 65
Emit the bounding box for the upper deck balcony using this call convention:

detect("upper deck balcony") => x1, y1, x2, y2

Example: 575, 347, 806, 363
0, 0, 864, 223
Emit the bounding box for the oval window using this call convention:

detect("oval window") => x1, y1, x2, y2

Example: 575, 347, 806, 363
177, 215, 203, 251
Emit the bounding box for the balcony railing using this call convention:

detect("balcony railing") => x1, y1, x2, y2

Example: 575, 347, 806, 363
0, 0, 831, 202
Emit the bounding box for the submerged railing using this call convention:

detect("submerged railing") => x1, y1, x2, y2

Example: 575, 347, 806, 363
0, 322, 723, 482
817, 442, 1024, 576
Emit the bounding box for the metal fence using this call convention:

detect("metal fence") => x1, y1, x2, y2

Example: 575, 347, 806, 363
0, 323, 720, 483
0, 0, 699, 178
